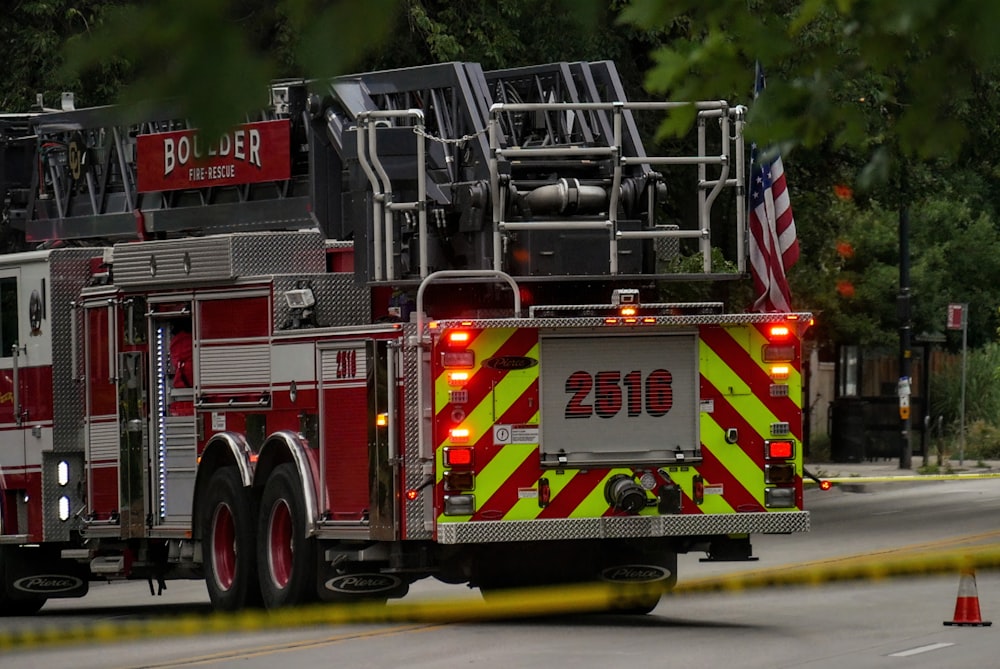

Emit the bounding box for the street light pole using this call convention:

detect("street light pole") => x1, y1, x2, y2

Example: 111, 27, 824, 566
899, 198, 912, 470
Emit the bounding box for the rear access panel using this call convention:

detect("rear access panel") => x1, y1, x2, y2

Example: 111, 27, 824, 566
539, 331, 699, 467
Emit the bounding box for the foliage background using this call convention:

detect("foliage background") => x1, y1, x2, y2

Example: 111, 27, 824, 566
5, 0, 1000, 451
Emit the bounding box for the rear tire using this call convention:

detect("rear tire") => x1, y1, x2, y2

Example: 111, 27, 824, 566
201, 467, 261, 610
610, 591, 661, 615
257, 463, 317, 608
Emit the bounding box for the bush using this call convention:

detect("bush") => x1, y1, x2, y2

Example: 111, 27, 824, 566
806, 433, 831, 462
930, 343, 1000, 429
964, 420, 1000, 460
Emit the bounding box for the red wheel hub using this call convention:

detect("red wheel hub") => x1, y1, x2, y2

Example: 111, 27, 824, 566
211, 503, 237, 590
267, 499, 294, 588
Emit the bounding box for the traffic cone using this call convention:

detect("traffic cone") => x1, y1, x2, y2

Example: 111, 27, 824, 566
943, 569, 992, 627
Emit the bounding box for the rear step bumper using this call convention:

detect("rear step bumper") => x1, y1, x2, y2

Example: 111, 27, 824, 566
437, 511, 809, 544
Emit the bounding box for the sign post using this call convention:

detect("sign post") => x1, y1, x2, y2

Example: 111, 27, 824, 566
947, 303, 968, 465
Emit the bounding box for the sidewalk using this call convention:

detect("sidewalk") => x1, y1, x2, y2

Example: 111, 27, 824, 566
803, 457, 1000, 483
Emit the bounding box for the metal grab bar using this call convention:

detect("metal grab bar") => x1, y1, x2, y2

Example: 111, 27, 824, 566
487, 100, 746, 276
355, 109, 428, 281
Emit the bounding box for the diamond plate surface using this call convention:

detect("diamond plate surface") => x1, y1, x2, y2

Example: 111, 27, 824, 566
436, 511, 810, 545
51, 249, 106, 454
427, 312, 813, 330
400, 322, 431, 539
112, 231, 325, 288
273, 273, 369, 329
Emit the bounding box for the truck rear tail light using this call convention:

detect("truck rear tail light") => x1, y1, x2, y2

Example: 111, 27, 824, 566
444, 494, 475, 516
444, 445, 474, 467
538, 478, 550, 507
442, 350, 475, 368
765, 439, 794, 460
764, 487, 795, 508
692, 475, 704, 505
443, 470, 475, 491
765, 463, 795, 484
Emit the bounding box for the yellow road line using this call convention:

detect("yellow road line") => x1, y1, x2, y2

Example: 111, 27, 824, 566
127, 623, 444, 669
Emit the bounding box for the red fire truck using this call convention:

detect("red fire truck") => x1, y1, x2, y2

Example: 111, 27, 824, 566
0, 61, 810, 614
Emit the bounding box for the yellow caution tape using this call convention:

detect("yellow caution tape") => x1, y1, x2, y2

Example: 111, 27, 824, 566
806, 471, 1000, 485
3, 544, 999, 652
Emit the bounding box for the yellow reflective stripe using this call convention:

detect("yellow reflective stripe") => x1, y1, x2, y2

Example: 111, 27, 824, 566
475, 443, 537, 513
699, 337, 785, 426
436, 342, 540, 457
567, 471, 627, 518
434, 328, 513, 409
698, 420, 753, 511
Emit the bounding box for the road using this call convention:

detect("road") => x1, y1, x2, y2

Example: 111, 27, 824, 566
3, 479, 999, 669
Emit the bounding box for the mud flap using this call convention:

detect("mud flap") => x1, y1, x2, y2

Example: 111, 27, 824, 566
597, 539, 677, 613
3, 548, 89, 600
316, 559, 410, 603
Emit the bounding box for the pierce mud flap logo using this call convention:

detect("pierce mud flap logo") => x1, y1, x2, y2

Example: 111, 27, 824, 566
600, 565, 671, 583
482, 356, 538, 370
324, 573, 402, 594
13, 574, 86, 595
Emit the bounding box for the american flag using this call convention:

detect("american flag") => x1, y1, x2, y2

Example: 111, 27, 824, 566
748, 63, 799, 313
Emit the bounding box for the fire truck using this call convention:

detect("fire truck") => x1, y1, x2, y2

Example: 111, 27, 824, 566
0, 61, 810, 614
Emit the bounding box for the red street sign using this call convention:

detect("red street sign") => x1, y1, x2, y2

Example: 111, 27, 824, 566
947, 303, 965, 330
136, 119, 291, 193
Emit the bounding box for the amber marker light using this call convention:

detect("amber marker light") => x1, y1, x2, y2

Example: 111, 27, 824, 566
447, 429, 471, 445
448, 371, 471, 385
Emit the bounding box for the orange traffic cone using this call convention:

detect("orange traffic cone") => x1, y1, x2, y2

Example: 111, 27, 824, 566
943, 569, 992, 627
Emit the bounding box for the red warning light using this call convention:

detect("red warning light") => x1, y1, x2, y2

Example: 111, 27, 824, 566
766, 440, 794, 459
444, 446, 474, 467
447, 330, 471, 346
769, 325, 791, 340
820, 480, 833, 491
406, 489, 419, 500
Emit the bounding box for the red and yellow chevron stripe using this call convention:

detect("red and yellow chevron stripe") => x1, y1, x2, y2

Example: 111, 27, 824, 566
432, 320, 805, 529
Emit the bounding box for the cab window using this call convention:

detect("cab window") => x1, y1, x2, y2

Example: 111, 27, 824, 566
0, 277, 17, 357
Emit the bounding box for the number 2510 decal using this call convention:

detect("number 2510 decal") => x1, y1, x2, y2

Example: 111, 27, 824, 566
564, 369, 673, 419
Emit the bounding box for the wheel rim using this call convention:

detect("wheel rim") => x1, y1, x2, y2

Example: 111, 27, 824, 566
211, 503, 237, 591
267, 499, 294, 588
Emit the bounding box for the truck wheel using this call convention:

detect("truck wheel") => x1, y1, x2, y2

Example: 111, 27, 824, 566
0, 549, 46, 615
257, 463, 316, 608
611, 591, 661, 615
202, 467, 260, 610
